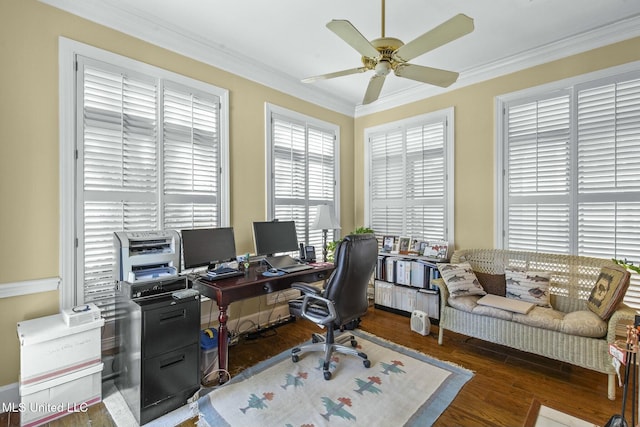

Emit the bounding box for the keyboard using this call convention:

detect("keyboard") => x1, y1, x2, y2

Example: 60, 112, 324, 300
202, 267, 243, 281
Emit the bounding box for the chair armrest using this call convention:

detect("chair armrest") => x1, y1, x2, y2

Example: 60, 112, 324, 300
607, 304, 638, 342
297, 293, 337, 326
292, 282, 323, 296
431, 278, 448, 321
431, 278, 449, 303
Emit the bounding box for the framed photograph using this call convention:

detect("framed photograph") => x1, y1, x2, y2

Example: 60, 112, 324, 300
409, 239, 423, 255
398, 236, 411, 254
423, 240, 449, 259
382, 235, 396, 253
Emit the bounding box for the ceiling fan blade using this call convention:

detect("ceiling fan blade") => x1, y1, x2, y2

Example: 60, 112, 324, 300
363, 74, 386, 105
326, 20, 380, 59
302, 67, 368, 83
395, 63, 459, 87
393, 14, 474, 62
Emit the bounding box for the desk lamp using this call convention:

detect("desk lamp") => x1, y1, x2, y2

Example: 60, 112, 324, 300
312, 205, 341, 262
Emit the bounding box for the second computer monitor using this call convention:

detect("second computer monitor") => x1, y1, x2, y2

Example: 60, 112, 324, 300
181, 227, 237, 270
252, 220, 299, 257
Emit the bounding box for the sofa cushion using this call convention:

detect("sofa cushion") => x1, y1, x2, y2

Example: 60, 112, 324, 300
561, 310, 607, 338
475, 271, 506, 296
505, 268, 551, 308
438, 262, 486, 298
586, 265, 631, 320
512, 306, 564, 331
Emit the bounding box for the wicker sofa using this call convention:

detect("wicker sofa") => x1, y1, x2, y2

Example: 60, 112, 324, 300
433, 248, 634, 400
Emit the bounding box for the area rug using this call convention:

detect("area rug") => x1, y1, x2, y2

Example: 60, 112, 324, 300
196, 330, 473, 427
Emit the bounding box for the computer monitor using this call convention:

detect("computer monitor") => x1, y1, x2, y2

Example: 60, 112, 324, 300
181, 227, 237, 270
252, 220, 299, 257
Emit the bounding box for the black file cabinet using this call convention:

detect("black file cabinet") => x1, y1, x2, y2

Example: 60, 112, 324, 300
116, 292, 200, 425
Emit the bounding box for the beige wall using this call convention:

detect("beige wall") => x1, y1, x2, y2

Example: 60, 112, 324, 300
0, 0, 354, 386
354, 36, 640, 251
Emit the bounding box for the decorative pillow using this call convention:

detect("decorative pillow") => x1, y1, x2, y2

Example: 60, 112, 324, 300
586, 265, 631, 320
505, 268, 551, 308
475, 271, 506, 296
437, 262, 486, 298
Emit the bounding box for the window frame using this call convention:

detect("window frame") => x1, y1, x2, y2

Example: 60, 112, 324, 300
264, 103, 340, 250
495, 60, 640, 247
496, 60, 640, 307
58, 37, 230, 310
363, 108, 455, 245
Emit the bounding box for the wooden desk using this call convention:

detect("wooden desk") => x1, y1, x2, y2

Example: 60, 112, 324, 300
192, 263, 334, 383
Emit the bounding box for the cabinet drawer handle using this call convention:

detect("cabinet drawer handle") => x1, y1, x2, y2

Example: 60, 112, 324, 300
160, 354, 185, 369
160, 309, 185, 323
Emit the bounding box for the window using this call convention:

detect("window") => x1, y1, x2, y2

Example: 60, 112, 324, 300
498, 66, 640, 307
266, 104, 339, 257
365, 109, 454, 244
60, 39, 230, 320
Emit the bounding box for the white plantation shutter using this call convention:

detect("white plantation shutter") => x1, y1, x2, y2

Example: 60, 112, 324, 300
163, 84, 220, 230
576, 77, 640, 307
77, 57, 222, 320
369, 117, 449, 241
270, 109, 338, 255
502, 71, 640, 308
504, 95, 571, 253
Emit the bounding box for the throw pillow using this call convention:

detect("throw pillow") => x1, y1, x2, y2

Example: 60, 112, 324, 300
586, 265, 631, 320
475, 271, 506, 296
505, 268, 551, 308
437, 262, 486, 298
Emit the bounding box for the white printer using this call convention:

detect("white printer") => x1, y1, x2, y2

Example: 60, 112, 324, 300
114, 230, 181, 282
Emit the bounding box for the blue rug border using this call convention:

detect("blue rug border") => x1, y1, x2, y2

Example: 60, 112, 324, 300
198, 329, 473, 427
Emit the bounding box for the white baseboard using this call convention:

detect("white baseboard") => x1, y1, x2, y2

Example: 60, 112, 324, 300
0, 381, 19, 407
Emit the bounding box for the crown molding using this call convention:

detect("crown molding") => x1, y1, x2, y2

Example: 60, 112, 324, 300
355, 14, 640, 117
40, 0, 356, 116
40, 1, 640, 118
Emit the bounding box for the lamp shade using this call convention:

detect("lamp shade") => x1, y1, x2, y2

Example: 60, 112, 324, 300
312, 205, 341, 230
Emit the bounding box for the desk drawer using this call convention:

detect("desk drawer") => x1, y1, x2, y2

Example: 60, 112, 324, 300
142, 343, 199, 407
142, 297, 199, 358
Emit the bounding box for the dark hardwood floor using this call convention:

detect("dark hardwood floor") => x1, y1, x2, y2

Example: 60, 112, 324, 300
1, 306, 628, 426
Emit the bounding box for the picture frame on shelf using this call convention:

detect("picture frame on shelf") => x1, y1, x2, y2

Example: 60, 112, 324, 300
398, 236, 411, 254
382, 235, 396, 253
409, 239, 423, 255
423, 240, 449, 260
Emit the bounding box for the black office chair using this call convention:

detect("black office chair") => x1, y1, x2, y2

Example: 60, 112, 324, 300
288, 233, 378, 380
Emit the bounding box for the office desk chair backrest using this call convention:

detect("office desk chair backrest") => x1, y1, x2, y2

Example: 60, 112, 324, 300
324, 233, 378, 327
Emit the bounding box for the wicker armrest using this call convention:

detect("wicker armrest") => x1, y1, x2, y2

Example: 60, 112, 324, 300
431, 278, 448, 298
607, 304, 638, 342
431, 278, 448, 320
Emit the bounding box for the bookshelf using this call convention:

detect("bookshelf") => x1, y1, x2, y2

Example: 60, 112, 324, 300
374, 252, 446, 321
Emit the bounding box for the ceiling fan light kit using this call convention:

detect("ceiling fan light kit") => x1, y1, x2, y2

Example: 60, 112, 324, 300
302, 0, 474, 105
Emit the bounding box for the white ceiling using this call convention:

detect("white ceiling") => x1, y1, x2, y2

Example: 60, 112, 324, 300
42, 0, 640, 116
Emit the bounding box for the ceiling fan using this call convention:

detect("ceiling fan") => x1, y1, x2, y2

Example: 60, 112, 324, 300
302, 0, 474, 105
